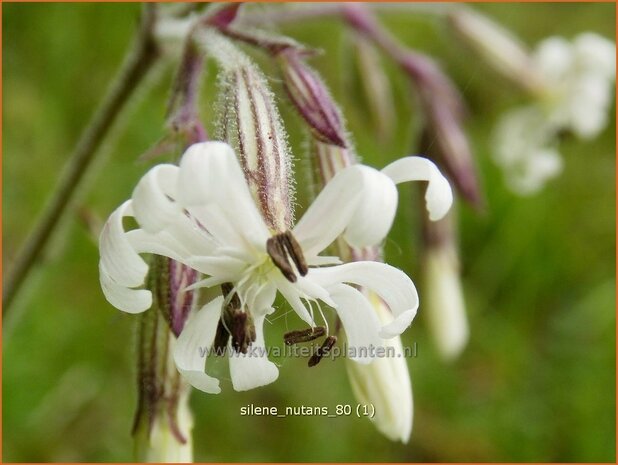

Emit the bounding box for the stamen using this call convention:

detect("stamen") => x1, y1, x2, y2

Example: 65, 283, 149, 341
281, 230, 308, 276
266, 235, 297, 282
308, 335, 337, 367
219, 282, 256, 354
266, 230, 308, 282
284, 326, 326, 345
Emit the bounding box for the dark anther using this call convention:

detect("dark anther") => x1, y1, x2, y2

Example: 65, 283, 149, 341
283, 326, 326, 345
212, 320, 230, 356
266, 230, 308, 283
217, 282, 256, 354
266, 235, 296, 282
281, 231, 308, 276
308, 335, 337, 367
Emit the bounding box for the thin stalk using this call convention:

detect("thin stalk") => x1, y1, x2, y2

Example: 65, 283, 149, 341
3, 5, 161, 314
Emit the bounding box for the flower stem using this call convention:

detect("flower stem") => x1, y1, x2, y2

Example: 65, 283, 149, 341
3, 5, 161, 316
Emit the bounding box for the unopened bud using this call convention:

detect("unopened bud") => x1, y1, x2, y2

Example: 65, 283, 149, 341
448, 6, 544, 94
353, 33, 396, 142
277, 48, 347, 147
346, 292, 413, 443
202, 30, 294, 231
422, 213, 468, 360
133, 304, 194, 462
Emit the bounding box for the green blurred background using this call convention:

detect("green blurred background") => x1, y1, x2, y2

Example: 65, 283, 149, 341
3, 3, 615, 462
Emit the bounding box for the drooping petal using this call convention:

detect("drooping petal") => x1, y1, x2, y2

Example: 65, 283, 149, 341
99, 201, 149, 288
294, 164, 398, 254
131, 164, 182, 233
381, 156, 453, 221
229, 313, 279, 391
176, 141, 269, 250
310, 261, 419, 338
328, 284, 383, 363
173, 297, 223, 394
99, 263, 152, 313
342, 167, 399, 248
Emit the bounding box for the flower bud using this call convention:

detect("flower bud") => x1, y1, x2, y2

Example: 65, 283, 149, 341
352, 33, 396, 142
422, 213, 468, 360
448, 6, 545, 94
166, 40, 208, 147
203, 30, 294, 231
145, 388, 193, 463
277, 48, 347, 147
133, 298, 194, 462
346, 292, 413, 443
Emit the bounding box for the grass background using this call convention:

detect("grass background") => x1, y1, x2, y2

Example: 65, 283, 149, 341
3, 3, 615, 462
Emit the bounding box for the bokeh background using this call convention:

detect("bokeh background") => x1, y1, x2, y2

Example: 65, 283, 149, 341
3, 2, 615, 462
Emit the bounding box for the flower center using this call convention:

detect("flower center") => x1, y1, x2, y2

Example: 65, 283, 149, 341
265, 230, 308, 282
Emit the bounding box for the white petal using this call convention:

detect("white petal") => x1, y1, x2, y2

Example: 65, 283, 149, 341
342, 167, 398, 248
176, 142, 269, 249
310, 261, 419, 338
276, 277, 315, 326
328, 284, 382, 363
306, 255, 343, 266
131, 164, 181, 233
99, 201, 148, 288
381, 157, 453, 221
99, 264, 152, 313
229, 313, 279, 391
292, 165, 364, 255
186, 255, 246, 280
173, 297, 223, 394
247, 282, 278, 315
126, 229, 189, 263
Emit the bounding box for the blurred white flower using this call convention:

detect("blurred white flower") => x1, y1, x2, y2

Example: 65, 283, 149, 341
346, 293, 413, 443
494, 33, 615, 194
423, 234, 469, 360
534, 33, 616, 138
99, 141, 452, 394
493, 106, 564, 195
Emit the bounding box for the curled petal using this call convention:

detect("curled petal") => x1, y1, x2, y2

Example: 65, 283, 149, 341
381, 156, 453, 221
229, 313, 279, 391
294, 165, 398, 255
131, 164, 181, 233
342, 167, 398, 248
328, 284, 382, 363
99, 201, 149, 289
99, 263, 152, 314
310, 261, 419, 338
173, 297, 223, 394
293, 166, 363, 255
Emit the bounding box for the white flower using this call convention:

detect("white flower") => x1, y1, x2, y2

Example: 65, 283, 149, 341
346, 293, 413, 443
493, 33, 614, 194
99, 141, 452, 393
493, 106, 564, 195
533, 33, 616, 138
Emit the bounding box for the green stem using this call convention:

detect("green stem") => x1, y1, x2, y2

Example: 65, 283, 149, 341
3, 5, 161, 316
